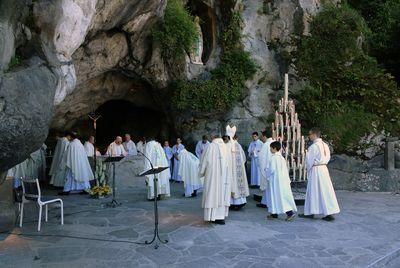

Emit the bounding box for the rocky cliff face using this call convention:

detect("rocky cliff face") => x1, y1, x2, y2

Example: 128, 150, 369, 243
0, 0, 326, 172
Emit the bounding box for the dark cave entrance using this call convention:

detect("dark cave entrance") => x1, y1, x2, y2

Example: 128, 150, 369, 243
88, 99, 171, 152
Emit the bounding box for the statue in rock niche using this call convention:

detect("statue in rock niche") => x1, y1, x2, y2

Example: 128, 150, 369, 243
190, 16, 203, 65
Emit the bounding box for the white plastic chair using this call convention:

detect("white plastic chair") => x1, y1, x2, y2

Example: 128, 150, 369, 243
19, 178, 64, 231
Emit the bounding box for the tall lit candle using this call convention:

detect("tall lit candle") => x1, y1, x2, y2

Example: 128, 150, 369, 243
292, 160, 296, 181
297, 122, 301, 140
284, 73, 289, 111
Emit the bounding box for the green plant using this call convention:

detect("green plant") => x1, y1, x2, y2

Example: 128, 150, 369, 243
6, 55, 22, 72
152, 0, 198, 60
293, 3, 400, 152
171, 10, 258, 113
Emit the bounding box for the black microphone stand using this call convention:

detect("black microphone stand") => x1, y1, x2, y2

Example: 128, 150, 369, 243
138, 150, 168, 249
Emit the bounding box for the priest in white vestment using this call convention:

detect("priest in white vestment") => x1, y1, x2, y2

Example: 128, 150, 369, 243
200, 135, 231, 224
50, 135, 71, 187
228, 130, 249, 210
178, 149, 203, 197
30, 144, 47, 181
266, 141, 297, 221
143, 139, 171, 200
60, 133, 94, 194
123, 134, 138, 156
172, 138, 185, 182
84, 136, 95, 157
195, 135, 210, 158
163, 141, 173, 175
106, 136, 127, 156
136, 137, 147, 154
302, 128, 340, 221
7, 156, 36, 188
248, 132, 263, 187
258, 130, 275, 208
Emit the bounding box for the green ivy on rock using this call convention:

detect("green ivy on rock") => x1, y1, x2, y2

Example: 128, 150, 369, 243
171, 8, 258, 113
293, 3, 400, 152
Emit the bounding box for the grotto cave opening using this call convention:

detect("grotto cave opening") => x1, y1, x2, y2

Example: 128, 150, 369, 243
66, 99, 172, 153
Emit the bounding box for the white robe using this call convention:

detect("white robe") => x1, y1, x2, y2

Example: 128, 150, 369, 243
84, 141, 95, 157
137, 141, 146, 154
229, 141, 249, 205
248, 139, 263, 186
7, 157, 36, 188
178, 149, 203, 197
172, 144, 185, 182
195, 141, 210, 158
164, 146, 173, 174
123, 140, 138, 156
144, 140, 171, 199
200, 138, 231, 221
266, 152, 297, 214
259, 138, 275, 205
304, 138, 340, 216
63, 139, 93, 192
50, 137, 70, 187
106, 142, 127, 157
30, 144, 47, 181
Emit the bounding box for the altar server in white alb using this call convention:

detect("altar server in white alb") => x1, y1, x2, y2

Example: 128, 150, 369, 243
266, 141, 297, 221
50, 134, 71, 187
248, 132, 263, 187
106, 136, 127, 157
301, 128, 340, 221
195, 135, 210, 158
84, 136, 95, 157
172, 138, 185, 182
123, 134, 137, 156
163, 141, 173, 175
229, 131, 250, 211
200, 134, 231, 225
144, 138, 171, 201
179, 148, 203, 197
258, 130, 275, 208
59, 132, 94, 195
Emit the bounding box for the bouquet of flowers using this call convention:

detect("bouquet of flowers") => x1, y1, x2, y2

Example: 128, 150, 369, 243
89, 185, 111, 198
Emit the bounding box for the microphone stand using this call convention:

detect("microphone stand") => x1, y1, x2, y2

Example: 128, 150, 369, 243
138, 150, 168, 249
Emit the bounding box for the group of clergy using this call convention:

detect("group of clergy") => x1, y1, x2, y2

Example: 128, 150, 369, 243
6, 125, 340, 225
200, 126, 340, 225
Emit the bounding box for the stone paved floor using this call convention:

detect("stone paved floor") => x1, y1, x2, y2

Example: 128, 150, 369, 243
1, 174, 400, 268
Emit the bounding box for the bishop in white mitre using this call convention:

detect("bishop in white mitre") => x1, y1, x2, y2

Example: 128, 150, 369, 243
248, 132, 263, 187
301, 128, 340, 221
258, 130, 275, 208
226, 125, 249, 210
195, 135, 210, 158
143, 139, 171, 200
266, 141, 297, 221
179, 148, 203, 197
106, 136, 127, 157
123, 134, 138, 156
59, 132, 94, 195
84, 136, 95, 157
172, 138, 185, 182
200, 134, 231, 225
50, 134, 70, 187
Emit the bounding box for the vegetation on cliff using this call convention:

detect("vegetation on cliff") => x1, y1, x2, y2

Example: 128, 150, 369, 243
293, 3, 400, 152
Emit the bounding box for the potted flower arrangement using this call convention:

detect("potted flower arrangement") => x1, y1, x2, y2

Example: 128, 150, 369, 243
89, 185, 111, 198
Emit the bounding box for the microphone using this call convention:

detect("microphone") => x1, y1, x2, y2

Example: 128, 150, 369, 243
138, 150, 154, 171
